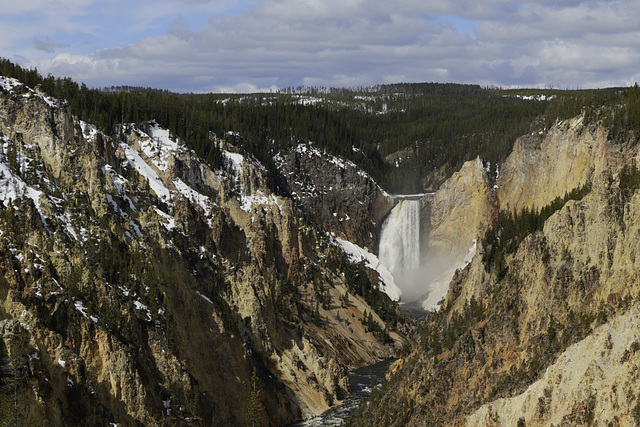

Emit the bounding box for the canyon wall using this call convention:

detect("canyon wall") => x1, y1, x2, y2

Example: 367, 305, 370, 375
0, 77, 405, 426
353, 113, 640, 426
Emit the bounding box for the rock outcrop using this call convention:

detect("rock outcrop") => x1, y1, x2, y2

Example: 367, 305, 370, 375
425, 157, 495, 262
467, 303, 640, 426
276, 144, 395, 251
497, 116, 625, 212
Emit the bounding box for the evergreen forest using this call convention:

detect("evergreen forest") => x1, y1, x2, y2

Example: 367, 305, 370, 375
2, 58, 640, 193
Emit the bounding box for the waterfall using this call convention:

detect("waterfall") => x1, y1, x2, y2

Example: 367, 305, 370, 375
378, 199, 420, 299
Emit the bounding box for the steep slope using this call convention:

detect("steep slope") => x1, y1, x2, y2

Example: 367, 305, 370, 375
413, 157, 494, 309
467, 302, 640, 426
497, 115, 621, 212
275, 143, 395, 251
349, 113, 640, 426
0, 76, 405, 426
426, 157, 494, 262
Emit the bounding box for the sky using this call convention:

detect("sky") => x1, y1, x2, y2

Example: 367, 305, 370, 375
2, 0, 640, 93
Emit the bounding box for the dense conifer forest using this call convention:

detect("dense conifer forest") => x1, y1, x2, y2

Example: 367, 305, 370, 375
2, 58, 639, 193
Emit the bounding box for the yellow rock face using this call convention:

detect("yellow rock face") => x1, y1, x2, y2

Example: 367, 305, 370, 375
498, 115, 626, 213
428, 157, 494, 261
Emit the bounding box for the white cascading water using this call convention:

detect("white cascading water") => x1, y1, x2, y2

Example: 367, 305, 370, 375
378, 199, 420, 300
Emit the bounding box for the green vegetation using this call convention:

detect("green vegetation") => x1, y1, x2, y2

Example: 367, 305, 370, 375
482, 181, 592, 279
338, 257, 403, 329
0, 338, 27, 426
246, 368, 264, 427
619, 160, 640, 200
421, 296, 484, 357
602, 83, 640, 144
5, 59, 640, 194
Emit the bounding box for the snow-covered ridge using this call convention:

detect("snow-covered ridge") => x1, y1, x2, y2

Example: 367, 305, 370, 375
119, 142, 173, 204
0, 130, 94, 242
293, 143, 361, 175
226, 150, 283, 213
0, 139, 47, 226
278, 143, 392, 199
119, 123, 285, 220
173, 178, 218, 221
120, 122, 185, 172
0, 76, 57, 107
117, 123, 221, 228
0, 76, 22, 92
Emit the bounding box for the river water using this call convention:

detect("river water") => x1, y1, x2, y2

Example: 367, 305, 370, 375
286, 359, 396, 426
399, 300, 429, 321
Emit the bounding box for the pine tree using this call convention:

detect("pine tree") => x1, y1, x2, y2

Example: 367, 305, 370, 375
0, 335, 26, 426
246, 368, 264, 427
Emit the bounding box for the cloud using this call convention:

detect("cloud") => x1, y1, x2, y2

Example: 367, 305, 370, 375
6, 0, 640, 91
33, 37, 71, 53
2, 0, 95, 15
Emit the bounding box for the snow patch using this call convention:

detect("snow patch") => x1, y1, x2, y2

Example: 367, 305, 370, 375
129, 220, 143, 237
173, 178, 216, 219
0, 76, 22, 92
196, 291, 214, 305
294, 95, 324, 106
335, 237, 401, 301
0, 160, 48, 227
119, 122, 184, 172
224, 151, 244, 175
103, 164, 130, 195
240, 191, 281, 212
134, 300, 153, 321
510, 94, 556, 102
60, 212, 79, 240
120, 143, 172, 203
1, 76, 57, 107
154, 207, 176, 231
74, 300, 89, 318
80, 121, 98, 142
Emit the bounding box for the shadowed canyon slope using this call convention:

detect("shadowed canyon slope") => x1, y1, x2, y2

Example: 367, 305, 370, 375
0, 77, 406, 426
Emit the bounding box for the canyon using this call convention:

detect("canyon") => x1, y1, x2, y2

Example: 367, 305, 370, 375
2, 73, 640, 427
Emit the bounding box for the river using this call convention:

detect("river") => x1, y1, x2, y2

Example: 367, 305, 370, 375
286, 359, 396, 426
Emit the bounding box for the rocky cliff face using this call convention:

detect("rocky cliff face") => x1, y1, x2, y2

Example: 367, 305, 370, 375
497, 115, 624, 212
276, 144, 395, 251
425, 157, 495, 262
351, 113, 640, 426
467, 302, 640, 426
0, 77, 405, 426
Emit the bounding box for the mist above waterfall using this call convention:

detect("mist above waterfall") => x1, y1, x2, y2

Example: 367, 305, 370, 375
378, 197, 466, 304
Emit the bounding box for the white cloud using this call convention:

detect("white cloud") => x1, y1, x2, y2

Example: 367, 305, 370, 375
4, 0, 640, 91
